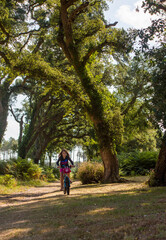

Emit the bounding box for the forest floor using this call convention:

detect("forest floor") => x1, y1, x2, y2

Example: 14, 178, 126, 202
0, 176, 166, 240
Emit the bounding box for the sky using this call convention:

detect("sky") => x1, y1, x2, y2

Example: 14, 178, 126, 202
4, 0, 158, 141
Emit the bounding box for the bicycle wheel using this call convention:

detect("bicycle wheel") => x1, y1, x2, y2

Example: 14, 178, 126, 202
67, 185, 70, 195
65, 176, 70, 195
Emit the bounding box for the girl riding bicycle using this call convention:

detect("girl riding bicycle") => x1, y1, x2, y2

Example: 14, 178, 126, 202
56, 149, 74, 191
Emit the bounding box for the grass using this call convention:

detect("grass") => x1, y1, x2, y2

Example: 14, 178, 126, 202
0, 179, 48, 194
0, 176, 166, 240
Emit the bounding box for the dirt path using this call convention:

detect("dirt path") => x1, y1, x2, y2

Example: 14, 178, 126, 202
0, 181, 73, 208
0, 179, 146, 208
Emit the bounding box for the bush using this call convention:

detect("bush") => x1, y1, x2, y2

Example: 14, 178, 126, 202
0, 161, 12, 175
11, 157, 42, 180
71, 166, 78, 180
0, 174, 17, 187
42, 167, 56, 182
118, 151, 158, 176
52, 167, 60, 179
77, 162, 104, 184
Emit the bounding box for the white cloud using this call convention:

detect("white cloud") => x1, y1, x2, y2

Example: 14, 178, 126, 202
116, 0, 159, 29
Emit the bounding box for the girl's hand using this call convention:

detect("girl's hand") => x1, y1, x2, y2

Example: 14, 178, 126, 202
70, 165, 75, 168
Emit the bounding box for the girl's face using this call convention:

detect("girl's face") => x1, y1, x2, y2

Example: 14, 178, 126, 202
62, 151, 67, 159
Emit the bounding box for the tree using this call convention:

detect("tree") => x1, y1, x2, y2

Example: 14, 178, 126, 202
0, 0, 45, 143
0, 0, 133, 183
148, 45, 166, 186
49, 0, 131, 182
140, 0, 166, 186
0, 137, 18, 159
12, 82, 90, 164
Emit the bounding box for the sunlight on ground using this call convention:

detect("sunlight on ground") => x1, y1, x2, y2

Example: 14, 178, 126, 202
85, 207, 115, 216
1, 228, 31, 239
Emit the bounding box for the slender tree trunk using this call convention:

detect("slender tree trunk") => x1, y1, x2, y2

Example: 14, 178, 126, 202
48, 154, 52, 167
154, 132, 166, 186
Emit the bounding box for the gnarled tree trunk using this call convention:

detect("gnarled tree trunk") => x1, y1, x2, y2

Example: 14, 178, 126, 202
154, 132, 166, 186
100, 147, 120, 182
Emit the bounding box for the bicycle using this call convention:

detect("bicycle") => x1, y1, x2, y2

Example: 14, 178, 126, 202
58, 165, 74, 195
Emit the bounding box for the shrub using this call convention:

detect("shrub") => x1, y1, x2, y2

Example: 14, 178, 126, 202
77, 162, 104, 184
11, 157, 42, 180
0, 174, 17, 187
0, 161, 12, 175
52, 167, 60, 179
118, 151, 158, 176
71, 166, 78, 180
27, 164, 42, 180
42, 167, 56, 182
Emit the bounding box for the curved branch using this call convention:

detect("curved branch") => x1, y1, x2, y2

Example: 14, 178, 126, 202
106, 22, 118, 28
82, 40, 108, 65
0, 51, 11, 65
0, 22, 10, 44
68, 2, 89, 23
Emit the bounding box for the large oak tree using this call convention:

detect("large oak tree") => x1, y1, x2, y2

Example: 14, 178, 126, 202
1, 0, 132, 183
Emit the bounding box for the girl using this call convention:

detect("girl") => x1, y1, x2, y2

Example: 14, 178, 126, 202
56, 149, 74, 191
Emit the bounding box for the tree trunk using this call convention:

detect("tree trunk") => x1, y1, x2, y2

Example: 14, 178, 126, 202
0, 93, 9, 144
92, 117, 121, 183
154, 133, 166, 186
48, 154, 52, 167
100, 147, 120, 183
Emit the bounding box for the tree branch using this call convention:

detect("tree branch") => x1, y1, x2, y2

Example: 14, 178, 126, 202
68, 2, 89, 23
106, 22, 118, 28
20, 33, 33, 52
82, 40, 108, 65
33, 37, 44, 54
65, 0, 79, 8
0, 51, 11, 65
9, 106, 21, 124
0, 22, 10, 44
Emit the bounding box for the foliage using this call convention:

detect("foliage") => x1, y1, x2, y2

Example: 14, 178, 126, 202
147, 169, 160, 187
71, 165, 79, 180
77, 162, 104, 184
0, 174, 17, 187
42, 166, 56, 182
0, 161, 11, 175
11, 157, 42, 180
118, 151, 158, 176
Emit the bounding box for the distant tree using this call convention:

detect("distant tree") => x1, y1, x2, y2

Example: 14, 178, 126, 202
0, 137, 18, 159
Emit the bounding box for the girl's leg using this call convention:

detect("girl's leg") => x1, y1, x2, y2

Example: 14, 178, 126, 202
60, 172, 64, 190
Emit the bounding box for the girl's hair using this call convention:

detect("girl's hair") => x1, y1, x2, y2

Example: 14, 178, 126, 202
58, 149, 70, 158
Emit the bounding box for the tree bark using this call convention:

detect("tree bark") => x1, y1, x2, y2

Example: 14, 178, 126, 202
154, 132, 166, 186
48, 154, 52, 167
0, 92, 10, 144
100, 147, 120, 182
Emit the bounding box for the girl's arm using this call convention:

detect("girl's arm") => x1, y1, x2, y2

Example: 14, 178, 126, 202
56, 157, 61, 166
68, 157, 74, 166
